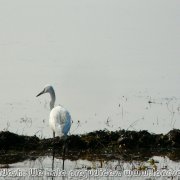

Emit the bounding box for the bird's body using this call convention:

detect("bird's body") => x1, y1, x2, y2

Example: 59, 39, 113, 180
49, 106, 71, 138
36, 85, 71, 138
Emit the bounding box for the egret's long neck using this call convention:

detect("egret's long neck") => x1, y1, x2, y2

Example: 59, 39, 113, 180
49, 89, 56, 110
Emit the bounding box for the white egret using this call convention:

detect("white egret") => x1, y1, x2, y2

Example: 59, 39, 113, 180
36, 85, 71, 139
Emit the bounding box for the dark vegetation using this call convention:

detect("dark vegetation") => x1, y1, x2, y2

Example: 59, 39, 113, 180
1, 129, 180, 164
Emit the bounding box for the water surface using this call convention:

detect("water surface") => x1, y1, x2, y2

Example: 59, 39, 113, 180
1, 155, 180, 180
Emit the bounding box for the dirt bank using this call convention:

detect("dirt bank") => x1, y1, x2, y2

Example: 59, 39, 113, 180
1, 129, 180, 163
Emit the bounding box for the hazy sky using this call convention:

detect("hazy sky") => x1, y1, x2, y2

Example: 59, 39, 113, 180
0, 1, 179, 96
0, 1, 179, 135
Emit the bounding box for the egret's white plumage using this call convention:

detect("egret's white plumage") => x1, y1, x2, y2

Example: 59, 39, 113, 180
49, 106, 71, 137
36, 85, 71, 138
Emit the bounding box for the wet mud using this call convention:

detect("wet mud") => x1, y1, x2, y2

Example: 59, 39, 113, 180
1, 129, 180, 164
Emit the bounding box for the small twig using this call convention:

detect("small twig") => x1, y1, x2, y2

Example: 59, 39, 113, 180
126, 119, 141, 131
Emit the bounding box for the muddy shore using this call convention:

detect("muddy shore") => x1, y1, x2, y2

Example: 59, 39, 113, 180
1, 129, 180, 164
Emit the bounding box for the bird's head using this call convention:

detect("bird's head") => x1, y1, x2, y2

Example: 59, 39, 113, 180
36, 84, 54, 97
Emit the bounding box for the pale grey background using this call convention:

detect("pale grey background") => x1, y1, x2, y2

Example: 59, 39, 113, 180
0, 0, 179, 137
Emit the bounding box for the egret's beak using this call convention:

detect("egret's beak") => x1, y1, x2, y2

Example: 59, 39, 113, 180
36, 90, 45, 97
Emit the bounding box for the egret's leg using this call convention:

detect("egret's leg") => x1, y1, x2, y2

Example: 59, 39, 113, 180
62, 139, 66, 170
52, 131, 55, 172
52, 145, 55, 171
